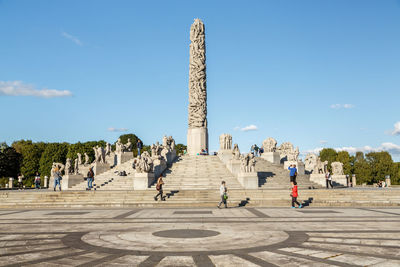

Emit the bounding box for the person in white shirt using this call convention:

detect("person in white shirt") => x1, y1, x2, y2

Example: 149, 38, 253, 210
217, 181, 228, 208
326, 171, 333, 189
18, 174, 24, 190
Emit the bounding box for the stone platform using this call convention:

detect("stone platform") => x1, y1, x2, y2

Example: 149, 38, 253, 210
1, 207, 400, 266
1, 188, 399, 208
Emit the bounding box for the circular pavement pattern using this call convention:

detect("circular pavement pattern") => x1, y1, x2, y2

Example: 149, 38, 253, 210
81, 224, 289, 253
152, 229, 220, 238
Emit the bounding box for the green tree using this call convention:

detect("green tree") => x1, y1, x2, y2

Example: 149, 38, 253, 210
12, 140, 45, 183
319, 148, 338, 170
365, 151, 393, 184
39, 143, 69, 177
0, 143, 22, 179
391, 162, 400, 185
118, 134, 141, 156
353, 152, 372, 184
336, 151, 352, 175
175, 144, 187, 155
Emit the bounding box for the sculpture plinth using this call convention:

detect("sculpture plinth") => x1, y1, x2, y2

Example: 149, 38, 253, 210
187, 128, 208, 155
187, 19, 208, 155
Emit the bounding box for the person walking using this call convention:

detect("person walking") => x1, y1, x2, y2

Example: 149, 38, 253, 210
137, 139, 143, 156
17, 174, 24, 190
217, 181, 228, 208
53, 167, 62, 191
250, 145, 255, 156
154, 176, 165, 201
34, 172, 41, 189
87, 167, 94, 190
326, 171, 333, 189
288, 164, 297, 186
290, 181, 302, 208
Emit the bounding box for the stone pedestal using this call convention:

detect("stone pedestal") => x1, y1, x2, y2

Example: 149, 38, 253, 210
8, 178, 14, 189
44, 176, 48, 188
332, 175, 347, 186
117, 152, 133, 165
218, 150, 233, 164
309, 174, 325, 187
385, 177, 391, 187
237, 172, 259, 189
352, 175, 356, 187
106, 153, 117, 167
261, 152, 280, 165
310, 174, 347, 187
133, 172, 155, 190
61, 174, 84, 190
93, 162, 110, 175
161, 150, 177, 165
187, 127, 208, 156
153, 158, 167, 178
227, 159, 241, 176
284, 161, 305, 175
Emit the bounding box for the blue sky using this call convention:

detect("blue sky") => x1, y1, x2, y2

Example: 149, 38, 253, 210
1, 0, 399, 161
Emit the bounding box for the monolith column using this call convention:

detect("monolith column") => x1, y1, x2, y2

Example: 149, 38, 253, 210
187, 18, 208, 155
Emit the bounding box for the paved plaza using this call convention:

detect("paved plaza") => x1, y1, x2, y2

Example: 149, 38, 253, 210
0, 207, 399, 266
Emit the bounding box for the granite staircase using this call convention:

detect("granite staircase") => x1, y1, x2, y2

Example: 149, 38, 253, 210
1, 188, 400, 208
150, 155, 243, 191
255, 158, 322, 189
69, 159, 136, 190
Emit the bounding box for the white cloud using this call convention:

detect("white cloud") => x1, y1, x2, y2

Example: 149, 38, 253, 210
61, 31, 82, 46
330, 104, 355, 109
389, 121, 400, 136
319, 140, 328, 144
241, 124, 258, 132
0, 81, 72, 98
108, 127, 128, 132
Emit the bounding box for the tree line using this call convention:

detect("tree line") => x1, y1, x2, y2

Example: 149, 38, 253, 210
0, 134, 187, 188
318, 148, 400, 185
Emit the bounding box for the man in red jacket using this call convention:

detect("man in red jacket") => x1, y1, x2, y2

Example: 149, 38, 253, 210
291, 181, 302, 208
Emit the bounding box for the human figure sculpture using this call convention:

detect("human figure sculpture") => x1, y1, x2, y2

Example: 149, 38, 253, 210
97, 146, 106, 163
262, 137, 277, 152
125, 138, 132, 152
162, 136, 168, 148
331, 161, 344, 175
105, 143, 112, 156
135, 151, 154, 173
277, 142, 294, 160
84, 153, 90, 165
93, 146, 99, 162
65, 158, 72, 175
240, 153, 256, 173
51, 162, 65, 178
219, 134, 232, 150
115, 138, 123, 154
74, 158, 79, 174
249, 153, 256, 172
232, 144, 241, 160
304, 153, 318, 173
150, 144, 157, 158
171, 138, 176, 150
314, 158, 328, 174
77, 153, 82, 165
288, 147, 300, 161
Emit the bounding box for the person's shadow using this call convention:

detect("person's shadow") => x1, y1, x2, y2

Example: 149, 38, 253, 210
302, 197, 313, 207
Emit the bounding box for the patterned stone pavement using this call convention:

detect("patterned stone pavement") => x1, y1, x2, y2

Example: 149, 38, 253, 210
0, 207, 399, 266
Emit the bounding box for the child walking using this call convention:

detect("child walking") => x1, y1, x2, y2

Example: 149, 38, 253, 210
290, 181, 302, 208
